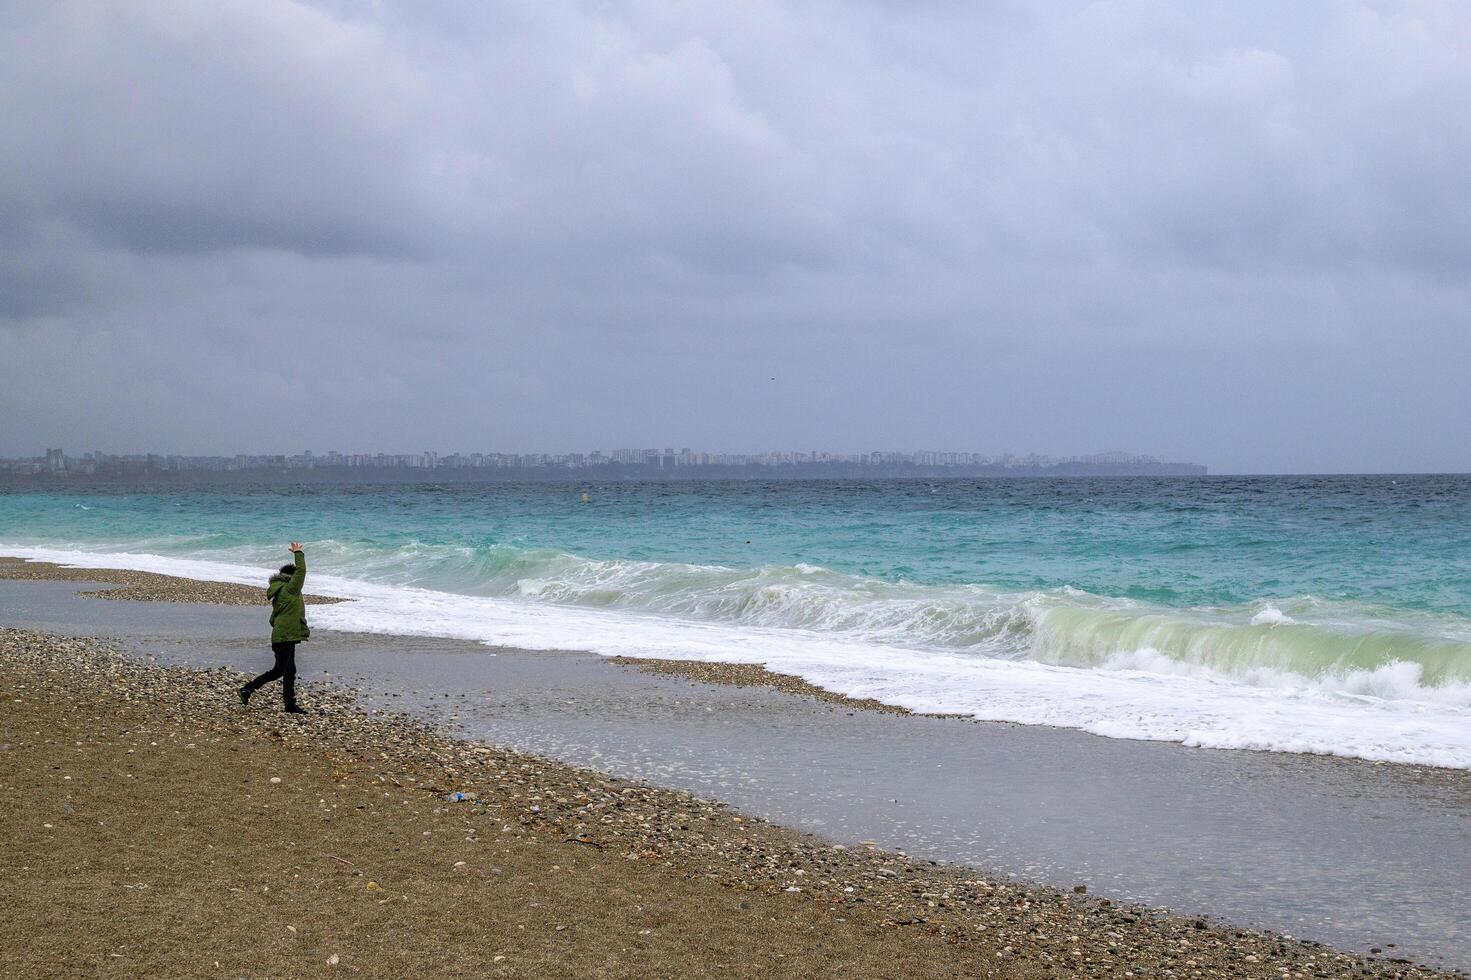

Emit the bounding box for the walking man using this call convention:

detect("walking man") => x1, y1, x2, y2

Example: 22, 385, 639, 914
240, 542, 310, 713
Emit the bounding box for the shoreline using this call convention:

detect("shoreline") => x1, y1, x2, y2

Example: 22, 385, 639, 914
0, 556, 346, 606
0, 556, 960, 720
1, 624, 1457, 978
7, 555, 1468, 772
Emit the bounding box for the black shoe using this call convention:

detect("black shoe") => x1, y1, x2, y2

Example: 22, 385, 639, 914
238, 685, 252, 706
284, 703, 308, 714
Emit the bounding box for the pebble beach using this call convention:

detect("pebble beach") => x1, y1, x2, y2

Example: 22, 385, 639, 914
0, 557, 1462, 978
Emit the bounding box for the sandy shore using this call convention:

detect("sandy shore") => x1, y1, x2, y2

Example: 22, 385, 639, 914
1, 620, 1457, 979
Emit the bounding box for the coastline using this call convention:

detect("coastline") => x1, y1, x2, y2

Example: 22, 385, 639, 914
0, 556, 345, 606
6, 548, 1469, 771
0, 557, 968, 719
2, 624, 1455, 979
0, 559, 1463, 976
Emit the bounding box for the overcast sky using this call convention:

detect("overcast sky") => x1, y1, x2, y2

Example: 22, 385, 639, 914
2, 1, 1468, 473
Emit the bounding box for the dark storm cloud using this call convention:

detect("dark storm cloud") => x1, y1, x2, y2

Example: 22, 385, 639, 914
2, 0, 1469, 472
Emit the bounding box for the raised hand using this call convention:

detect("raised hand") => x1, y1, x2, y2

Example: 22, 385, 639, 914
288, 541, 303, 553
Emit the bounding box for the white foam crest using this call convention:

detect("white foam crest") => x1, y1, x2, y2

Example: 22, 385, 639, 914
1250, 604, 1296, 626
1099, 647, 1471, 708
500, 551, 1035, 649
5, 544, 1470, 769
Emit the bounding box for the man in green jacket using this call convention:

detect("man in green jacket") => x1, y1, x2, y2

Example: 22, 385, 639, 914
240, 542, 310, 713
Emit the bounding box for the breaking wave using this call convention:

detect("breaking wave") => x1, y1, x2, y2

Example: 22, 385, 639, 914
331, 542, 1471, 696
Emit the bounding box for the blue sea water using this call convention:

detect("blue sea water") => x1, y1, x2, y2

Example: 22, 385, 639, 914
4, 476, 1470, 766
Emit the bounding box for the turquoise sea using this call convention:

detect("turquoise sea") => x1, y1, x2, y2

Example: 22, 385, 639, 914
4, 476, 1469, 767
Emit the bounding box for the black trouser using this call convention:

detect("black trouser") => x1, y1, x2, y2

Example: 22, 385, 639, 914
245, 642, 298, 707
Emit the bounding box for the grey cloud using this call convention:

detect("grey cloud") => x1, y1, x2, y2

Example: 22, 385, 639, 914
2, 0, 1469, 473
0, 1, 432, 260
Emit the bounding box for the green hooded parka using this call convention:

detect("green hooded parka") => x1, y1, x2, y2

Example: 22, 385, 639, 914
267, 550, 310, 644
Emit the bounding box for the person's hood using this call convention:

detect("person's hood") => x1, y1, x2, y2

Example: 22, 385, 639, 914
267, 573, 290, 591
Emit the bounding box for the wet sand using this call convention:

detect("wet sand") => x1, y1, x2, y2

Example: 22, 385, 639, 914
608, 656, 923, 715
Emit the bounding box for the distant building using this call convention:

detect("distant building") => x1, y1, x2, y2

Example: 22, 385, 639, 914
1, 446, 1206, 480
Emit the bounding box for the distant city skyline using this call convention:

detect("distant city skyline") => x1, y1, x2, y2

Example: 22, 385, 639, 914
6, 446, 1204, 477
15, 444, 1471, 477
